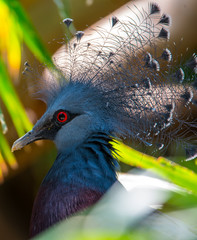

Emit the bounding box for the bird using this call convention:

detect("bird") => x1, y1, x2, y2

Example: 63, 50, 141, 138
11, 2, 197, 237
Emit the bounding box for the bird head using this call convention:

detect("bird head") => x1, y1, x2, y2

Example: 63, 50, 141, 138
11, 80, 127, 153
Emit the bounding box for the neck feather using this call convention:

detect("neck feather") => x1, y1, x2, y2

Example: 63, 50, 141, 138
30, 133, 118, 237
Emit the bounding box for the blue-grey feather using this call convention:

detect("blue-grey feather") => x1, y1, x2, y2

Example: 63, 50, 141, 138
42, 134, 117, 192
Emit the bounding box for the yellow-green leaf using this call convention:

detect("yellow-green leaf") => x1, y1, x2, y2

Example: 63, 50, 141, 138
112, 140, 197, 195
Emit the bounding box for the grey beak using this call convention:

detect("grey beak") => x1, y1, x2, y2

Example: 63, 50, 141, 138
12, 130, 37, 152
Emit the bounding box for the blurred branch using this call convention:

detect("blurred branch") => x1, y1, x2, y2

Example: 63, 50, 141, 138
53, 0, 76, 38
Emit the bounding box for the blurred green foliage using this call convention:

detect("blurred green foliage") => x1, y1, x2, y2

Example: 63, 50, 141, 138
0, 0, 54, 182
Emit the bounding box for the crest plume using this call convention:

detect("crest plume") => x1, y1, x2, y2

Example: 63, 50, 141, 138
36, 2, 197, 160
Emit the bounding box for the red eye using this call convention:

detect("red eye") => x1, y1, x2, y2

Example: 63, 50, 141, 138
57, 111, 68, 123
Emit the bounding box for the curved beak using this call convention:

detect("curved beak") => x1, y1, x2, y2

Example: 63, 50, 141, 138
11, 130, 40, 152
12, 113, 57, 152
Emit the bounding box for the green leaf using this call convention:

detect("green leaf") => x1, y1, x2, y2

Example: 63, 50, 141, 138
0, 57, 32, 136
0, 131, 17, 169
112, 140, 197, 195
0, 0, 22, 79
2, 0, 54, 68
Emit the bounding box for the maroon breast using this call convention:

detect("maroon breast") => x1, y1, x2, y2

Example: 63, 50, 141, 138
29, 183, 103, 237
